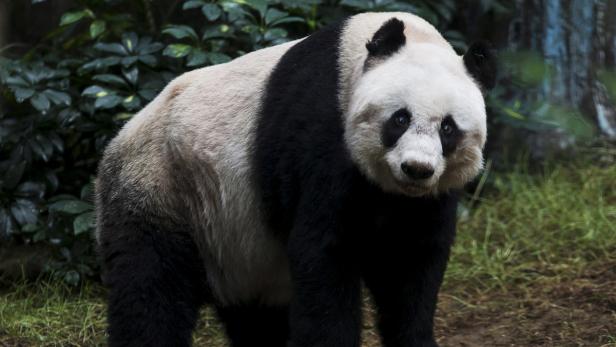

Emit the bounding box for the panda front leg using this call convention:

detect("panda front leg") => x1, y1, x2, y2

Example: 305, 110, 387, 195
362, 239, 453, 347
286, 203, 363, 347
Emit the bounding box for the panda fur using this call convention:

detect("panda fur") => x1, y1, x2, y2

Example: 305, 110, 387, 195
96, 12, 496, 347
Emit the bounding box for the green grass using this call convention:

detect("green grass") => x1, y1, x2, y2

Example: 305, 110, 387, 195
447, 161, 616, 292
0, 281, 106, 346
1, 159, 615, 346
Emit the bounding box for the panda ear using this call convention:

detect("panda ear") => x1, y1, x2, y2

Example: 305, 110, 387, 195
365, 18, 406, 59
464, 41, 497, 91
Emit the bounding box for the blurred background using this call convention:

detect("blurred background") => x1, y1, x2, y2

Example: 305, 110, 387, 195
0, 1, 614, 346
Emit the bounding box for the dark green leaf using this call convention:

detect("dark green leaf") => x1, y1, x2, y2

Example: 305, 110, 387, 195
207, 52, 232, 65
60, 10, 93, 26
137, 41, 164, 55
94, 42, 128, 56
93, 74, 127, 86
121, 56, 139, 67
264, 28, 288, 41
46, 171, 59, 191
138, 89, 157, 101
10, 199, 38, 226
182, 0, 206, 10
122, 67, 139, 86
122, 95, 141, 110
12, 87, 35, 102
49, 200, 93, 214
16, 181, 45, 198
82, 85, 108, 97
122, 32, 139, 53
74, 211, 95, 235
163, 44, 193, 58
64, 270, 80, 286
202, 24, 234, 40
30, 93, 51, 112
21, 223, 38, 233
270, 16, 305, 26
94, 94, 123, 109
29, 138, 49, 161
5, 76, 29, 87
222, 2, 249, 22
243, 0, 268, 18
183, 0, 206, 10
264, 8, 288, 25
48, 194, 78, 203
187, 49, 208, 67
202, 4, 222, 21
90, 20, 106, 38
80, 183, 93, 201
138, 55, 157, 66
3, 161, 26, 190
43, 90, 71, 106
0, 208, 14, 238
81, 57, 121, 71
162, 25, 199, 40
32, 230, 46, 242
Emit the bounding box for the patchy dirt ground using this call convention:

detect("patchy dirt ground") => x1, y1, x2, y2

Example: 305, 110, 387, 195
438, 264, 615, 347
190, 261, 616, 347
1, 263, 615, 347
358, 261, 616, 347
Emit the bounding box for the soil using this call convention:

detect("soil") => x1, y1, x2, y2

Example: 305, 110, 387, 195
439, 263, 616, 347
364, 261, 616, 347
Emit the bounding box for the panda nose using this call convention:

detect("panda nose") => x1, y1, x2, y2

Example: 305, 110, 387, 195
401, 162, 434, 180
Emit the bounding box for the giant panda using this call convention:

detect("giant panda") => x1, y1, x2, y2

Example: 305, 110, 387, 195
95, 11, 496, 347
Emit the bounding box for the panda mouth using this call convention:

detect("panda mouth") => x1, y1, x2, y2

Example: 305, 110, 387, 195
394, 179, 432, 195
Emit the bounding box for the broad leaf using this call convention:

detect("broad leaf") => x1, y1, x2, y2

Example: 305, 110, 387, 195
30, 93, 50, 112
163, 25, 198, 40
183, 0, 206, 10
49, 200, 92, 214
74, 211, 95, 235
94, 42, 128, 56
202, 4, 222, 21
93, 74, 127, 86
163, 44, 193, 58
10, 199, 38, 226
90, 20, 106, 38
94, 94, 123, 109
60, 10, 93, 26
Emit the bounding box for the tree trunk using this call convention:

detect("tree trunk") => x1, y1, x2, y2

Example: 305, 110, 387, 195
510, 0, 616, 139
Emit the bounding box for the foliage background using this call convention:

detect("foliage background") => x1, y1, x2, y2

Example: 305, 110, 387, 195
0, 0, 615, 285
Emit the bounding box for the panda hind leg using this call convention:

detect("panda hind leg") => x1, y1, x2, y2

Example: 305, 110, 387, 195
215, 304, 289, 347
100, 220, 208, 347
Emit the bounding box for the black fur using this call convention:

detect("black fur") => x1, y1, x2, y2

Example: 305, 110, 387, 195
365, 18, 406, 59
96, 154, 209, 347
382, 108, 412, 148
439, 115, 463, 156
464, 41, 497, 91
215, 304, 289, 346
255, 17, 456, 347
98, 210, 208, 346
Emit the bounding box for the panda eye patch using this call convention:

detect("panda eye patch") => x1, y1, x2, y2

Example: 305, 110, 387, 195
393, 109, 411, 127
440, 115, 463, 156
440, 116, 457, 137
381, 108, 411, 148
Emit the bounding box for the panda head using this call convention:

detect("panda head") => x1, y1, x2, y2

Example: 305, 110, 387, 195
344, 17, 496, 197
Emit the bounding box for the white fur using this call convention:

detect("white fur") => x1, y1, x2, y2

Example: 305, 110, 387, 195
342, 14, 487, 196
102, 40, 300, 305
